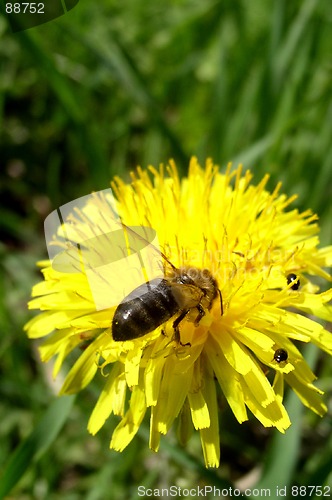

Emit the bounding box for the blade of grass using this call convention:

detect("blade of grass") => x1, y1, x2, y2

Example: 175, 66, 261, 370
304, 441, 332, 487
14, 29, 109, 190
273, 0, 319, 87
0, 395, 75, 499
60, 22, 189, 169
308, 137, 332, 214
254, 391, 303, 491
230, 134, 275, 168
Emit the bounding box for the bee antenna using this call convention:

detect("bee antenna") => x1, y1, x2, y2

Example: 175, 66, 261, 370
119, 219, 178, 271
218, 289, 223, 316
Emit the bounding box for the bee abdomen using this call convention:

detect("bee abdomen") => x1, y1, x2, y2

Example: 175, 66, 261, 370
112, 278, 179, 341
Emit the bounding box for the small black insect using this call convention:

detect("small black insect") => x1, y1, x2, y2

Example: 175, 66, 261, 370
273, 348, 288, 363
287, 273, 300, 290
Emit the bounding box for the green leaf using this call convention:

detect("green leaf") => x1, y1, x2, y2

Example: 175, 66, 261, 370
0, 395, 75, 499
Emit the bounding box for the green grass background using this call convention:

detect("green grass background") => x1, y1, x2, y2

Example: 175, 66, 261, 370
0, 0, 331, 498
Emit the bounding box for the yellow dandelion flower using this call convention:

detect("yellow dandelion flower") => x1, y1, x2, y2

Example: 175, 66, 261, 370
25, 158, 332, 468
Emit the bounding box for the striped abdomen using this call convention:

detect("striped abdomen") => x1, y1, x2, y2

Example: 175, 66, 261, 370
112, 278, 180, 341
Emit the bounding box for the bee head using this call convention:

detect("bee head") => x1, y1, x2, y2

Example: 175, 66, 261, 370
178, 268, 197, 286
179, 267, 217, 294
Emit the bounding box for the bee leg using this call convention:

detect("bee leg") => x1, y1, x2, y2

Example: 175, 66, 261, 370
194, 304, 205, 326
172, 310, 191, 347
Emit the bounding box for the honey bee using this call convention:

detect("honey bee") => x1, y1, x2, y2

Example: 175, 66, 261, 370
46, 193, 222, 345
112, 228, 223, 343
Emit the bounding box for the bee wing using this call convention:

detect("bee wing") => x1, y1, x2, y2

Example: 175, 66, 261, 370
44, 189, 164, 310
168, 282, 203, 309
